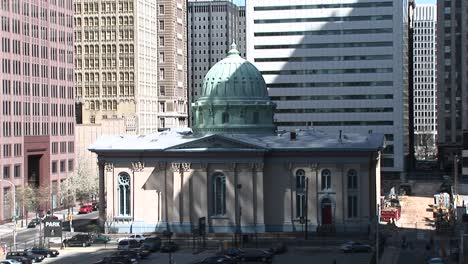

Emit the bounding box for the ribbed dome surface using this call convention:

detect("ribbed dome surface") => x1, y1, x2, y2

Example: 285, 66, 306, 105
200, 44, 268, 99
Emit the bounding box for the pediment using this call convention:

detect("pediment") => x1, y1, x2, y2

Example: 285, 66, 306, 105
166, 135, 266, 151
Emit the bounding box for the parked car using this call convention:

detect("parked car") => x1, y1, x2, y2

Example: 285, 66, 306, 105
7, 251, 44, 263
113, 250, 141, 262
93, 234, 111, 244
63, 234, 93, 247
118, 234, 145, 243
92, 202, 99, 211
142, 236, 161, 252
5, 253, 31, 264
79, 205, 93, 214
160, 241, 179, 253
427, 258, 444, 264
94, 256, 135, 264
267, 243, 287, 254
118, 239, 140, 251
190, 255, 236, 264
223, 248, 273, 263
24, 247, 59, 258
0, 260, 22, 264
340, 241, 372, 253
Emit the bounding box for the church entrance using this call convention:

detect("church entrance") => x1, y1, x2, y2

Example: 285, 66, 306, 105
321, 198, 332, 225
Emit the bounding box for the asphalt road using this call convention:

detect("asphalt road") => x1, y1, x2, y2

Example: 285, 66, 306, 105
0, 211, 98, 248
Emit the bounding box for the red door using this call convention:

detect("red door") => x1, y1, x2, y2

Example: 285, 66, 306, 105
322, 204, 332, 225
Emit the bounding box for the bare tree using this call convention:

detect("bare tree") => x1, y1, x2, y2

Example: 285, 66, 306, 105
415, 132, 437, 161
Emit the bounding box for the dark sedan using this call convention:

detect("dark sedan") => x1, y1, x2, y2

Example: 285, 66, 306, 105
24, 247, 59, 258
222, 248, 273, 263
27, 219, 41, 228
7, 251, 44, 263
63, 234, 93, 247
190, 255, 236, 264
340, 241, 373, 253
160, 241, 178, 253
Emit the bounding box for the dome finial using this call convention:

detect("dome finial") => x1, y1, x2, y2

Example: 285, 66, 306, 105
228, 42, 240, 56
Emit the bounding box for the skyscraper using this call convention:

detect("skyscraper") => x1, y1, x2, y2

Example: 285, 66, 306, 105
437, 0, 467, 168
188, 0, 246, 107
246, 0, 410, 175
413, 4, 437, 160
0, 0, 75, 220
74, 0, 159, 134
157, 0, 188, 129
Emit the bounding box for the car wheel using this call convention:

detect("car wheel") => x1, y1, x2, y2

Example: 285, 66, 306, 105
262, 257, 267, 262
241, 257, 246, 262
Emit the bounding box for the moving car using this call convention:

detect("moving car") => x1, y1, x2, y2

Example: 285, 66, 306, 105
24, 247, 59, 258
427, 258, 444, 264
1, 259, 22, 264
27, 219, 41, 228
79, 205, 93, 214
142, 236, 161, 252
160, 241, 178, 253
190, 255, 236, 264
340, 241, 372, 253
63, 234, 93, 247
267, 243, 287, 254
117, 239, 140, 251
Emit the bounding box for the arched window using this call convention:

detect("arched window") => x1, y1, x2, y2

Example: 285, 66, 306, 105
347, 169, 358, 190
117, 172, 131, 216
321, 169, 331, 190
295, 169, 306, 218
212, 172, 226, 215
222, 112, 229, 124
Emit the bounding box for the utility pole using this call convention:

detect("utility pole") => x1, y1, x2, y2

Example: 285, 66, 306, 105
305, 178, 309, 240
454, 154, 459, 195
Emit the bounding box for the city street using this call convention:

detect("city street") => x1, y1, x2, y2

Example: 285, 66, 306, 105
0, 211, 98, 249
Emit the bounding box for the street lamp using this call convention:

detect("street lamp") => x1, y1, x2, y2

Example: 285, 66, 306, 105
0, 180, 16, 251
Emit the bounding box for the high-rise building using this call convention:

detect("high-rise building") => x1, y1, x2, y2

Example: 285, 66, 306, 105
157, 0, 188, 129
246, 0, 410, 175
412, 4, 437, 160
437, 0, 467, 168
188, 0, 246, 107
0, 0, 75, 220
73, 0, 159, 134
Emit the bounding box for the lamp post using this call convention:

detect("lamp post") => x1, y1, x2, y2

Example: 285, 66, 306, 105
1, 180, 16, 250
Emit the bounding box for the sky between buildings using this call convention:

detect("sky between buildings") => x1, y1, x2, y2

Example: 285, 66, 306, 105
232, 0, 436, 7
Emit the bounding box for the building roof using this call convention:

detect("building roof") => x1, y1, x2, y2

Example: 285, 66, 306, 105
89, 128, 384, 153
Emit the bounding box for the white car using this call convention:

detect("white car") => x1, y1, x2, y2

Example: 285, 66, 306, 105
118, 234, 146, 243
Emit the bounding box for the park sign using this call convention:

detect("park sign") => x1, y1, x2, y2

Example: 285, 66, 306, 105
44, 220, 62, 237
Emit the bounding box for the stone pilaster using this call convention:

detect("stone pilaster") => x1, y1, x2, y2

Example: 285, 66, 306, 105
97, 160, 106, 228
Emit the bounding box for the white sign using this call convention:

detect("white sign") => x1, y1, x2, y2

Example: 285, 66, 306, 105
45, 222, 60, 227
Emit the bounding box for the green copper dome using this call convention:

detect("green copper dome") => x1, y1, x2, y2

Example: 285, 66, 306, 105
192, 43, 276, 134
200, 44, 268, 99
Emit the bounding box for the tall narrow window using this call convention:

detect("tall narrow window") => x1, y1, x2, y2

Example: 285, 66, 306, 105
118, 172, 131, 216
295, 169, 306, 218
253, 112, 259, 124
222, 112, 229, 124
347, 195, 358, 218
347, 169, 358, 190
321, 169, 331, 190
212, 173, 226, 215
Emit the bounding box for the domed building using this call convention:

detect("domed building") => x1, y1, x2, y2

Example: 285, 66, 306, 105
89, 46, 384, 236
